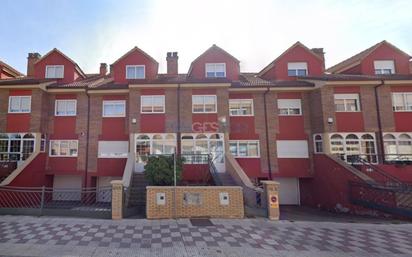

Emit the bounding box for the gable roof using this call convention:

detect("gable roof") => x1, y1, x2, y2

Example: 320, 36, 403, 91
187, 44, 240, 75
111, 46, 159, 66
35, 48, 87, 78
258, 41, 324, 77
326, 40, 412, 74
0, 60, 23, 77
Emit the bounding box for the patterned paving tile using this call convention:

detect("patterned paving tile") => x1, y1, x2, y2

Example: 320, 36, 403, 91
0, 218, 411, 255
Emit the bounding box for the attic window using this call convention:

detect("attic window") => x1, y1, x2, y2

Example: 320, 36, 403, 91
205, 63, 226, 78
126, 65, 145, 79
287, 62, 307, 76
45, 65, 64, 79
374, 60, 395, 75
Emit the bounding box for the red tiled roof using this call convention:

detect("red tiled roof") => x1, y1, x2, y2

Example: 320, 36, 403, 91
0, 60, 24, 77
0, 78, 55, 85
236, 73, 315, 88
326, 40, 412, 74
301, 74, 412, 81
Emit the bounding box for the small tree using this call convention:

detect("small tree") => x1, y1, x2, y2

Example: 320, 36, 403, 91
144, 155, 183, 186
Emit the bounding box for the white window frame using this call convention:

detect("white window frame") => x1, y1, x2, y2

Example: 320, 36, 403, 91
328, 133, 378, 164
192, 95, 217, 113
8, 96, 31, 113
98, 141, 129, 158
126, 65, 145, 79
374, 60, 395, 75
54, 99, 77, 116
229, 99, 254, 116
392, 92, 412, 112
102, 100, 126, 117
205, 63, 226, 78
45, 65, 64, 79
229, 140, 260, 158
287, 62, 308, 77
277, 99, 302, 116
140, 95, 165, 114
49, 140, 78, 157
334, 94, 361, 112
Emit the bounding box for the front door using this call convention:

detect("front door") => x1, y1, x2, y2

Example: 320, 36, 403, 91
209, 134, 225, 172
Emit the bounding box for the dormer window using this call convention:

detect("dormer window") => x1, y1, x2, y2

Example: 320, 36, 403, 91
205, 63, 226, 78
287, 62, 308, 76
45, 65, 64, 79
374, 60, 395, 75
126, 65, 145, 79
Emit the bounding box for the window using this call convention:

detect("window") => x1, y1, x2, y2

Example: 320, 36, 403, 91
334, 94, 360, 112
313, 134, 323, 153
0, 133, 36, 161
180, 133, 224, 164
205, 63, 226, 78
141, 95, 165, 113
276, 140, 309, 158
278, 99, 302, 115
192, 95, 217, 113
103, 100, 126, 117
229, 99, 253, 116
49, 140, 78, 157
374, 60, 395, 75
45, 65, 64, 79
392, 93, 412, 112
8, 96, 31, 113
40, 135, 46, 152
126, 65, 145, 79
55, 99, 76, 116
229, 140, 260, 157
384, 133, 412, 161
287, 62, 308, 76
329, 133, 377, 163
98, 141, 128, 158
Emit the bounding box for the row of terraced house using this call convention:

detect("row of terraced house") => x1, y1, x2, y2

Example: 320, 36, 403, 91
0, 40, 412, 213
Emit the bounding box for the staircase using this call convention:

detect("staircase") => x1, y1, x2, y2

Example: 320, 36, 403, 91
216, 172, 237, 186
125, 173, 149, 216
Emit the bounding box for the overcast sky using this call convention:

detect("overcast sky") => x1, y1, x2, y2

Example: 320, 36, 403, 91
1, 0, 411, 75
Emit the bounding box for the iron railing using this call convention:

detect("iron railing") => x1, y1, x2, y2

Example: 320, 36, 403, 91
208, 156, 222, 186
347, 155, 406, 187
0, 186, 112, 218
349, 181, 412, 218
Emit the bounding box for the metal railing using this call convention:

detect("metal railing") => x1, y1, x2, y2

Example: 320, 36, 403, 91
181, 153, 209, 164
208, 156, 222, 186
381, 154, 412, 165
349, 181, 412, 218
0, 186, 112, 218
347, 155, 406, 187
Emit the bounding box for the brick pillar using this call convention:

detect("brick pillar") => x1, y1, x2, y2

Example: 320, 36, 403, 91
111, 180, 123, 220
262, 180, 280, 220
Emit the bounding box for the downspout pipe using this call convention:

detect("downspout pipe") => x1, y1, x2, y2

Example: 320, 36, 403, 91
84, 89, 91, 188
374, 79, 385, 163
177, 84, 181, 156
263, 87, 273, 180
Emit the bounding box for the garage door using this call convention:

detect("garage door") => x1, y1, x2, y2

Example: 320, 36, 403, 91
97, 176, 122, 202
275, 178, 300, 205
53, 175, 82, 201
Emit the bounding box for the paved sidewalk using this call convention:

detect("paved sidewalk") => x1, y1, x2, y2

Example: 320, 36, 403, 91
0, 215, 411, 257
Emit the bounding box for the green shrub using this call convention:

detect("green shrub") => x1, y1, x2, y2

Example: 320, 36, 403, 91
144, 155, 183, 186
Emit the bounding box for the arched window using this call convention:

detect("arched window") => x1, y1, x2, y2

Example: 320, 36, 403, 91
383, 134, 397, 159
165, 134, 175, 140
210, 134, 220, 140
313, 134, 323, 153
195, 134, 208, 154
152, 134, 162, 140
398, 134, 412, 156
137, 135, 150, 140
361, 134, 377, 163
136, 134, 150, 157
330, 134, 344, 154
345, 134, 360, 162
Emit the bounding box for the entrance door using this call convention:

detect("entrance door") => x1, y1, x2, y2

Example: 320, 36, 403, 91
135, 135, 150, 173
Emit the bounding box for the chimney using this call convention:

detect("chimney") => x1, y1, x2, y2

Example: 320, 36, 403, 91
166, 52, 178, 75
100, 63, 107, 76
27, 52, 41, 77
311, 48, 325, 70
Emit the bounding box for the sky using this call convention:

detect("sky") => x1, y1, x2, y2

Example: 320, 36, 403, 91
0, 0, 411, 75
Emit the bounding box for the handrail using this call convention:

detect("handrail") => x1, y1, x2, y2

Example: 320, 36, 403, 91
207, 155, 222, 186
121, 153, 135, 188
350, 155, 404, 186
326, 154, 376, 184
